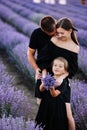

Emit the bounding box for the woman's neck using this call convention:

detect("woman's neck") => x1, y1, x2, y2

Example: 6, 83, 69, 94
57, 37, 72, 43
51, 36, 72, 45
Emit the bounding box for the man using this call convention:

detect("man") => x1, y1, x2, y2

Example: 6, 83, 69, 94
27, 16, 56, 104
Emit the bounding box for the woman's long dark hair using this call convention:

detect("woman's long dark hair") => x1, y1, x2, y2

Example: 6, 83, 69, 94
56, 17, 79, 45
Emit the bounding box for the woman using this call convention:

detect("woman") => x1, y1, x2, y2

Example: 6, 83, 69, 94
50, 17, 79, 130
36, 17, 80, 130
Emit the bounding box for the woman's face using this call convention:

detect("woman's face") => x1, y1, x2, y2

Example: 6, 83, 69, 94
56, 27, 71, 41
52, 59, 66, 76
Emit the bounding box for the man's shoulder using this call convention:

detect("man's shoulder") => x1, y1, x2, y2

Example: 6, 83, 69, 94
31, 28, 45, 38
32, 28, 42, 34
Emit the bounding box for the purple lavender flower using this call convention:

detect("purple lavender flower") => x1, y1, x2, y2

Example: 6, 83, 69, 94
0, 115, 43, 130
41, 74, 56, 90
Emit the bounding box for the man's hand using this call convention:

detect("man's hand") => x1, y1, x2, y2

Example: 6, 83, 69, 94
35, 68, 42, 80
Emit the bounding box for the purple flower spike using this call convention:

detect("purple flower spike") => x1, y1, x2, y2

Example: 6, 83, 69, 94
41, 74, 56, 90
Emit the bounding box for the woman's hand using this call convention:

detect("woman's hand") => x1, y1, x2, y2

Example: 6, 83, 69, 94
56, 72, 69, 86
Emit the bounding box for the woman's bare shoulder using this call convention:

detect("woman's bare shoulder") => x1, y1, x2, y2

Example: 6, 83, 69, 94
73, 43, 80, 54
75, 45, 80, 53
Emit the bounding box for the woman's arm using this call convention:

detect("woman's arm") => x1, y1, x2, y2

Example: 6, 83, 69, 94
56, 72, 69, 86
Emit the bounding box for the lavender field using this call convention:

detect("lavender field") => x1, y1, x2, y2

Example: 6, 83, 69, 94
0, 0, 87, 130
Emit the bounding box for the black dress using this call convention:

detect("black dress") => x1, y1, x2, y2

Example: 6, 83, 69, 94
35, 79, 68, 130
36, 41, 78, 102
37, 41, 78, 78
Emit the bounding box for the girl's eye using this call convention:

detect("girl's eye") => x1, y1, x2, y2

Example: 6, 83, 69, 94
59, 65, 63, 68
54, 64, 57, 67
59, 65, 62, 67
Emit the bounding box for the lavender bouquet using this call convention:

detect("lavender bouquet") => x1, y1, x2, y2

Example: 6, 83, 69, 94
41, 74, 56, 90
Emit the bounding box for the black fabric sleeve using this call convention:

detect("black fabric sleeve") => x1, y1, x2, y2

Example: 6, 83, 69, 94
36, 44, 52, 70
56, 79, 71, 103
29, 30, 38, 49
68, 54, 78, 78
56, 79, 68, 94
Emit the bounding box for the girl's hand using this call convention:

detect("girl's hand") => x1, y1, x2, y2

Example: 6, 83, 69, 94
50, 86, 61, 97
50, 86, 55, 97
50, 86, 55, 90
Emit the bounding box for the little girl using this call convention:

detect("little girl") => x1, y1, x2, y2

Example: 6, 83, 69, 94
35, 57, 70, 130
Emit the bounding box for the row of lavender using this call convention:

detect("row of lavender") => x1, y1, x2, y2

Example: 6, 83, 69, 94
8, 0, 87, 17
0, 0, 45, 25
0, 19, 35, 80
0, 2, 87, 77
0, 0, 87, 48
70, 79, 87, 130
0, 57, 41, 130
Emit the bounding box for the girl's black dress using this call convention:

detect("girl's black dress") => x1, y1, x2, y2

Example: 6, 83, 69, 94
35, 79, 68, 130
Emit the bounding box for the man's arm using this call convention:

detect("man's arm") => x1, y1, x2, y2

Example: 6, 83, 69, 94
27, 47, 38, 70
27, 47, 41, 79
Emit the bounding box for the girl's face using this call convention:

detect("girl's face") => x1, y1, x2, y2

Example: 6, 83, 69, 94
56, 27, 71, 41
52, 59, 66, 76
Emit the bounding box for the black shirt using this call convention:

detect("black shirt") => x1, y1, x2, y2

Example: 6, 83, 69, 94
29, 28, 51, 55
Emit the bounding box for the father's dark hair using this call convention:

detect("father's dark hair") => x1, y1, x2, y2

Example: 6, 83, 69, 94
40, 16, 56, 33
